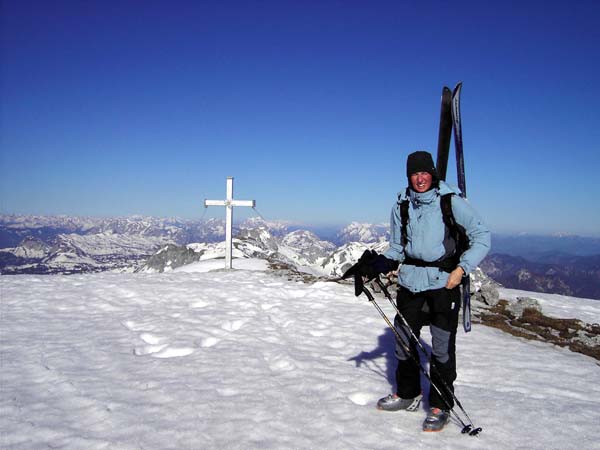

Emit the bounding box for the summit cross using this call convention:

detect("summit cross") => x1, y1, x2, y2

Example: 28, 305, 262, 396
204, 177, 255, 269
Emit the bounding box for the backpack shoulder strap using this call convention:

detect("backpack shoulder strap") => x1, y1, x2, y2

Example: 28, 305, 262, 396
440, 193, 469, 254
399, 188, 410, 247
440, 193, 456, 230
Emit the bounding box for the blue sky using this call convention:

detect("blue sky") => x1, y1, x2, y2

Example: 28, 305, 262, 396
1, 0, 599, 236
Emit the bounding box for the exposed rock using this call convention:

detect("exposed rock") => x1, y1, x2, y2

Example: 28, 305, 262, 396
474, 283, 500, 306
13, 237, 50, 259
507, 296, 542, 318
470, 267, 501, 306
142, 244, 201, 273
479, 300, 600, 361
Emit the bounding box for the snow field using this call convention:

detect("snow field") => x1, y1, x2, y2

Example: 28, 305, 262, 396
1, 262, 599, 449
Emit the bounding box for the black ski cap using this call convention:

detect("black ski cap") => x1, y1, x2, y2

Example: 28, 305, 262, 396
406, 151, 438, 179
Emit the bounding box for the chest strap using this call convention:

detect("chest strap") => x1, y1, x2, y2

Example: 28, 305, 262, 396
402, 255, 456, 273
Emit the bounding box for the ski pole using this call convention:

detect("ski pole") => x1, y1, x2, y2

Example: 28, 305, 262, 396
359, 284, 480, 436
373, 277, 482, 436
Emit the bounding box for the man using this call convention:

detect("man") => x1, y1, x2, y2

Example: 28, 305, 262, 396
358, 151, 490, 432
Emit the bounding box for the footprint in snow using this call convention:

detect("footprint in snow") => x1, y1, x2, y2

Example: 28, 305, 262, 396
134, 342, 195, 358
221, 319, 248, 332
191, 300, 210, 308
216, 387, 239, 397
133, 333, 195, 358
139, 333, 165, 345
199, 337, 220, 348
133, 343, 169, 356
308, 303, 326, 310
123, 320, 145, 331
117, 288, 137, 299
151, 347, 195, 358
309, 330, 327, 337
348, 392, 372, 406
268, 314, 294, 328
261, 303, 279, 311
264, 352, 296, 372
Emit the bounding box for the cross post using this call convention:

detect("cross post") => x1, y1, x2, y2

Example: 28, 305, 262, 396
204, 177, 255, 269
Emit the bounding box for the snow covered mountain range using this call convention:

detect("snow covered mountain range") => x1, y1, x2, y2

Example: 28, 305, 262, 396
480, 253, 600, 300
2, 214, 600, 300
0, 215, 384, 276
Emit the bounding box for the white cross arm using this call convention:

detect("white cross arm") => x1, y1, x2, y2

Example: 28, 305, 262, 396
231, 200, 255, 207
204, 199, 255, 207
204, 200, 226, 206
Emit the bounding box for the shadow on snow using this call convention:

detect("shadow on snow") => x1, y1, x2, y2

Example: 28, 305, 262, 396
348, 327, 433, 409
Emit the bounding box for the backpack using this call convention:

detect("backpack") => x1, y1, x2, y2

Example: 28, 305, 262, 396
398, 189, 469, 272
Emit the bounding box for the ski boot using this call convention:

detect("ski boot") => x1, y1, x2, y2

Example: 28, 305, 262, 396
376, 393, 422, 412
422, 407, 450, 432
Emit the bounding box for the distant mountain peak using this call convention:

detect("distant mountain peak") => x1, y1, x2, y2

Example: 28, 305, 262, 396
336, 221, 389, 244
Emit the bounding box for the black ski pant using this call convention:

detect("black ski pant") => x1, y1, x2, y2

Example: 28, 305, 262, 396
394, 285, 460, 410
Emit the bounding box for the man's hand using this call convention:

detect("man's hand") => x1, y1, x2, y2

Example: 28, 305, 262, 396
446, 266, 465, 289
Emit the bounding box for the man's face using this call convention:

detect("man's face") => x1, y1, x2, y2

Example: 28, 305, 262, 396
410, 171, 433, 193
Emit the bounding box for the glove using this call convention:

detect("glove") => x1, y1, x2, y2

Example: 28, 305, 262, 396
342, 250, 399, 296
343, 250, 398, 279
370, 252, 399, 276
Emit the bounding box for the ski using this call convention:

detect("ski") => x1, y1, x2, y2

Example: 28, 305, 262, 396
451, 82, 472, 333
435, 86, 453, 181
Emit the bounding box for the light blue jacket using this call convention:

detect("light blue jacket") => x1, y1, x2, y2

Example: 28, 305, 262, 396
383, 181, 491, 293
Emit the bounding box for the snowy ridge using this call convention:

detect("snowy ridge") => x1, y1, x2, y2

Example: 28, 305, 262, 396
0, 214, 293, 243
11, 237, 49, 259
2, 233, 175, 274
0, 215, 297, 274
240, 217, 293, 236
337, 221, 389, 244
139, 227, 337, 274
280, 230, 336, 265
1, 265, 598, 449
319, 241, 390, 278
1, 214, 191, 237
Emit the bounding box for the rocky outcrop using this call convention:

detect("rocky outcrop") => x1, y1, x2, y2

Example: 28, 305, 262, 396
479, 299, 600, 361
506, 296, 542, 317
12, 237, 50, 259
142, 244, 202, 273
138, 227, 336, 274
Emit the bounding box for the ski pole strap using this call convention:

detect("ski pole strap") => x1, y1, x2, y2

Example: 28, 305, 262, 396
402, 255, 455, 272
462, 278, 472, 333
